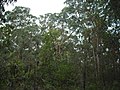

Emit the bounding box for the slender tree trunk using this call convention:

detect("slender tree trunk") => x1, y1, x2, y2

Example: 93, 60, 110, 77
96, 37, 100, 75
83, 58, 86, 90
83, 71, 86, 90
33, 64, 38, 90
92, 48, 98, 79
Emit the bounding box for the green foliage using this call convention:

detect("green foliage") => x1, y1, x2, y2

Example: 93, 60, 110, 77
0, 0, 17, 23
0, 0, 120, 89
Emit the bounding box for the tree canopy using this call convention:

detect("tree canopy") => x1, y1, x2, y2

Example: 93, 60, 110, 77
0, 0, 120, 90
0, 0, 17, 23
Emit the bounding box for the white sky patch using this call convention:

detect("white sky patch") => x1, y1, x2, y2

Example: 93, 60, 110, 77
5, 0, 65, 16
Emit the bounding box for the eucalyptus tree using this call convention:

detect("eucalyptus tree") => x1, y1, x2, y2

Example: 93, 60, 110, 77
38, 13, 80, 89
1, 6, 39, 61
0, 6, 40, 89
61, 0, 120, 89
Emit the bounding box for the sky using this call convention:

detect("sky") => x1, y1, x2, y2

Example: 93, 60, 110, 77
5, 0, 65, 16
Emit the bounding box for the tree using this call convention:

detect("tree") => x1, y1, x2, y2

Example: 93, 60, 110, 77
0, 0, 17, 23
0, 6, 39, 89
62, 0, 120, 89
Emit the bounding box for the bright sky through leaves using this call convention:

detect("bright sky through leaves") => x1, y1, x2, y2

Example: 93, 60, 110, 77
5, 0, 65, 16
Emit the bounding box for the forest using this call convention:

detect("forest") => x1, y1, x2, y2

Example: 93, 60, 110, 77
0, 0, 120, 90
